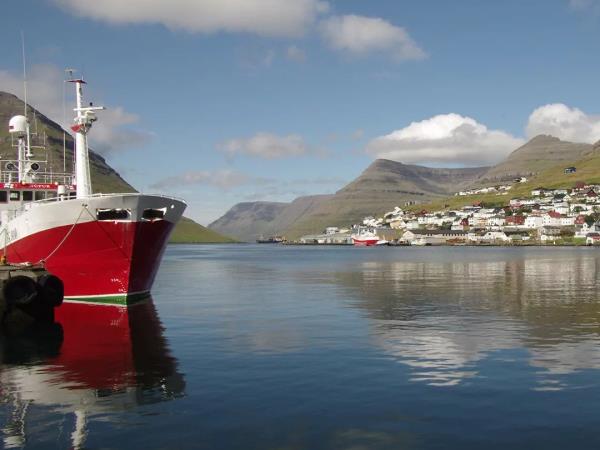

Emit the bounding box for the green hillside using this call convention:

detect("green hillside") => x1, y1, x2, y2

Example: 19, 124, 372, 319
409, 143, 600, 213
171, 217, 237, 243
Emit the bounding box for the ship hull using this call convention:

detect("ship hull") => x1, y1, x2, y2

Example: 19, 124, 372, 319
0, 194, 185, 305
352, 238, 379, 246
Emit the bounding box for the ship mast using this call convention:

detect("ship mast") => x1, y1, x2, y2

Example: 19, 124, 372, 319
67, 78, 104, 198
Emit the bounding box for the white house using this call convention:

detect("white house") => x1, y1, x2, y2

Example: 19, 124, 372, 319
481, 231, 509, 242
524, 215, 544, 229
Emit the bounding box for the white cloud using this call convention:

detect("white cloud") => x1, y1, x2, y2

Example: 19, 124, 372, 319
151, 169, 254, 190
366, 113, 524, 166
0, 64, 151, 154
52, 0, 329, 38
319, 15, 426, 61
286, 45, 307, 63
569, 0, 600, 10
526, 103, 600, 144
220, 132, 316, 159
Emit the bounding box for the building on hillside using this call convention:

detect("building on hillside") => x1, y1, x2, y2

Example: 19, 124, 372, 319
538, 226, 562, 242
505, 230, 531, 242
587, 233, 600, 245
480, 231, 509, 242
299, 232, 352, 245
401, 229, 467, 246
506, 215, 526, 226
531, 187, 549, 197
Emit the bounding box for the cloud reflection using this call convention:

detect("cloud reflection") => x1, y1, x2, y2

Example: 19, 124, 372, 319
333, 250, 600, 387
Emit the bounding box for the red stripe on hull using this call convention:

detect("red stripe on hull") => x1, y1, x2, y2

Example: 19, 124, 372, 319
352, 239, 378, 247
1, 220, 174, 299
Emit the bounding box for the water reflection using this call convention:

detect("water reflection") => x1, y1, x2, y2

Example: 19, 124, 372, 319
332, 250, 600, 387
0, 299, 184, 449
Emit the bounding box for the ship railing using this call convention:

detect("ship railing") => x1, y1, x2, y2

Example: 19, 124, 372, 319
82, 192, 187, 202
0, 169, 74, 185
2, 192, 186, 218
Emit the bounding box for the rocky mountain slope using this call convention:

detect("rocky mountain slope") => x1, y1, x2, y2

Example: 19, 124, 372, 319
210, 195, 332, 242
474, 135, 593, 184
0, 91, 229, 243
210, 160, 489, 240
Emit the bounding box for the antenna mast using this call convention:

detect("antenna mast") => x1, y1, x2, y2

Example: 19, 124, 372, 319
67, 76, 105, 198
21, 31, 27, 118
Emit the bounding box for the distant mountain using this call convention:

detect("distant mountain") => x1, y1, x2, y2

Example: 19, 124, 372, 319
209, 195, 331, 242
0, 91, 233, 243
210, 159, 489, 240
474, 135, 593, 184
210, 135, 600, 240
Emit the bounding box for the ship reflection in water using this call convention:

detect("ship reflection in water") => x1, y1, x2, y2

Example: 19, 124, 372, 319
0, 299, 184, 449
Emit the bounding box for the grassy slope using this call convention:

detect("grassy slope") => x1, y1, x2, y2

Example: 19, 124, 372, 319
407, 149, 600, 213
170, 217, 237, 243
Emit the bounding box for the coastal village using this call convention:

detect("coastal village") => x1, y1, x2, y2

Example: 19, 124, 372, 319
297, 174, 600, 246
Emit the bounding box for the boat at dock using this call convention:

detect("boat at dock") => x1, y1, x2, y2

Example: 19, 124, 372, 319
351, 229, 380, 246
256, 235, 284, 244
0, 78, 186, 305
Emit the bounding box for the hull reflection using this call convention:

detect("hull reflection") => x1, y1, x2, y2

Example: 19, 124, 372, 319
1, 299, 184, 449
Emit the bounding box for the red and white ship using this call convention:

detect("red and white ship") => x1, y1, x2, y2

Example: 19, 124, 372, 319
351, 229, 380, 246
0, 78, 186, 305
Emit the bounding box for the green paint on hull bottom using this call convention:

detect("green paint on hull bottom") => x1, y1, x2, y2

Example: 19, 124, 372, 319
63, 291, 151, 306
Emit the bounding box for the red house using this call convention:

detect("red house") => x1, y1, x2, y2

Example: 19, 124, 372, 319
506, 215, 525, 226
548, 211, 562, 219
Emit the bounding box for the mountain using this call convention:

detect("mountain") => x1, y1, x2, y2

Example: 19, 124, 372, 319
0, 91, 232, 243
0, 91, 135, 193
210, 160, 489, 240
210, 135, 600, 240
169, 217, 237, 243
209, 195, 332, 242
399, 137, 600, 214
475, 135, 593, 184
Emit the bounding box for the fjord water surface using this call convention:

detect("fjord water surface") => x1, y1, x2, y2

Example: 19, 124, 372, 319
3, 245, 600, 449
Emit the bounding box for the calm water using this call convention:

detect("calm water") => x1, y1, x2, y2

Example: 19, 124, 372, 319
3, 245, 600, 449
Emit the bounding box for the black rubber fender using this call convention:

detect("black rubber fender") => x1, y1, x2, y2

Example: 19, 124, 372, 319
3, 276, 39, 306
37, 274, 64, 307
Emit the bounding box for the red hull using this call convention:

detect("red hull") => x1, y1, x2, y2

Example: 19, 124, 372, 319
353, 238, 379, 247
1, 220, 175, 303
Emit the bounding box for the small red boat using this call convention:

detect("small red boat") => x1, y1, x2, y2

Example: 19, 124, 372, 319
351, 230, 380, 246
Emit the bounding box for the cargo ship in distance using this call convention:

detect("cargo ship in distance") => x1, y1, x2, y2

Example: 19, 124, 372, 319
0, 77, 186, 305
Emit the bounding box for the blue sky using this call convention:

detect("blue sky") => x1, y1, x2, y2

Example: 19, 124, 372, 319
2, 0, 600, 224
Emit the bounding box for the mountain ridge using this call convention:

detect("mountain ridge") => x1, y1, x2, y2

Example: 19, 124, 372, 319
210, 135, 597, 240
